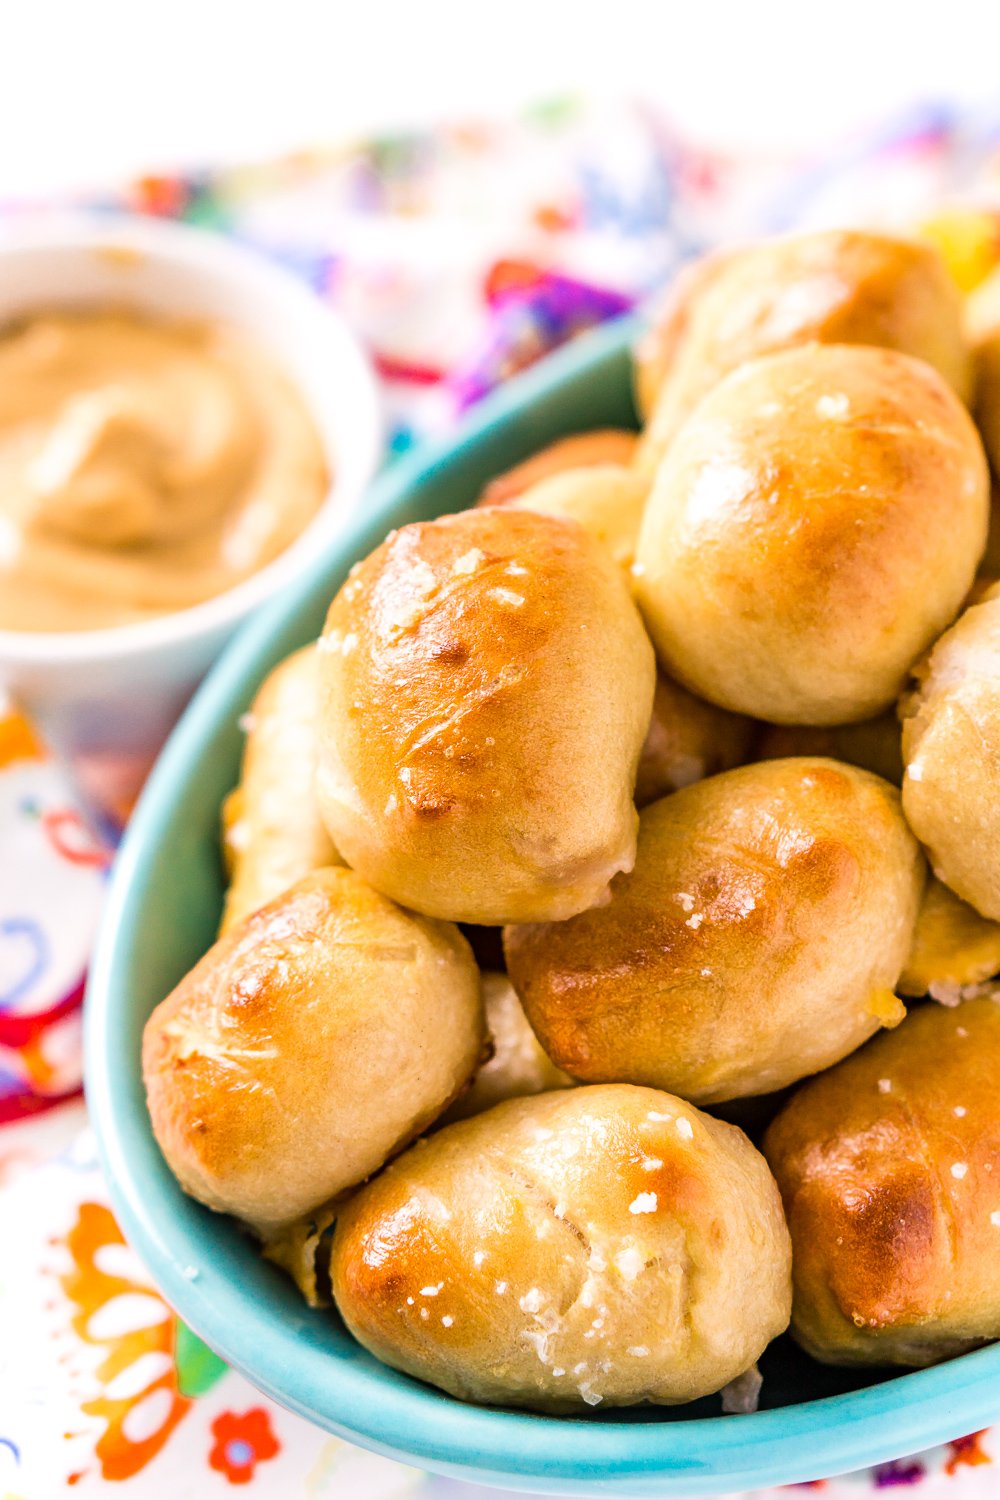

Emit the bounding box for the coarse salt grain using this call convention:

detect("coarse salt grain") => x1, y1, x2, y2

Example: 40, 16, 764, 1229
495, 1281, 507, 1294
629, 1192, 658, 1215
641, 1157, 663, 1172
878, 1079, 892, 1094
676, 1117, 694, 1140
615, 1247, 644, 1280
473, 1251, 486, 1267
628, 1345, 650, 1357
647, 1111, 672, 1123
442, 1315, 454, 1327
952, 1163, 968, 1180
955, 1106, 967, 1117
816, 393, 850, 420
991, 1212, 1000, 1227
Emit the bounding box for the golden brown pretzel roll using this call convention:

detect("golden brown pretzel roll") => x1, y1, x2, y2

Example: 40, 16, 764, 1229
635, 344, 989, 725
898, 877, 1000, 1001
316, 508, 655, 924
507, 465, 648, 573
505, 759, 923, 1104
633, 247, 737, 421
764, 996, 1000, 1367
219, 646, 340, 933
442, 973, 573, 1123
329, 1084, 791, 1411
143, 867, 484, 1236
478, 429, 637, 506
635, 230, 971, 476
901, 588, 1000, 919
753, 713, 903, 786
635, 670, 755, 807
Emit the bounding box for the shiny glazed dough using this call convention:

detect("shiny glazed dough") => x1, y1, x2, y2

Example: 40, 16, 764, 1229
506, 465, 648, 573
634, 230, 971, 475
143, 867, 485, 1236
220, 646, 340, 933
764, 996, 1000, 1367
478, 429, 638, 505
635, 344, 989, 724
329, 1084, 792, 1411
901, 588, 1000, 921
505, 759, 924, 1104
315, 508, 656, 924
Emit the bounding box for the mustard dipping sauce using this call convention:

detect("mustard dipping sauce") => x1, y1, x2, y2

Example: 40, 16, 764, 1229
0, 310, 330, 631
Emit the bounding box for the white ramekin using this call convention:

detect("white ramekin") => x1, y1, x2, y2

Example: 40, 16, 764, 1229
0, 215, 382, 822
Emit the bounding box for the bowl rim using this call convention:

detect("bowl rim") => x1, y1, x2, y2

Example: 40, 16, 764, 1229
84, 317, 1000, 1496
0, 212, 382, 666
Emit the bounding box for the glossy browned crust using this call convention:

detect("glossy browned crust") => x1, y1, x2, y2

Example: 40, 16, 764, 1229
901, 587, 1000, 920
505, 759, 923, 1104
632, 247, 739, 421
506, 465, 649, 574
478, 430, 638, 505
636, 670, 755, 806
764, 995, 1000, 1366
635, 230, 971, 478
219, 645, 340, 933
143, 867, 484, 1235
329, 1084, 791, 1410
635, 344, 989, 725
316, 507, 655, 923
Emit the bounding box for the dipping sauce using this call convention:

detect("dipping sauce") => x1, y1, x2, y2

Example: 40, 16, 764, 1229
0, 310, 329, 631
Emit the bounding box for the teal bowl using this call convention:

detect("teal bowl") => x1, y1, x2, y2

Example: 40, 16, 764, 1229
85, 319, 1000, 1496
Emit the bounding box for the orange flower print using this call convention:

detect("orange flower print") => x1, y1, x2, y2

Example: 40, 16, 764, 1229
209, 1408, 281, 1485
945, 1430, 992, 1475
58, 1201, 190, 1480
0, 709, 43, 770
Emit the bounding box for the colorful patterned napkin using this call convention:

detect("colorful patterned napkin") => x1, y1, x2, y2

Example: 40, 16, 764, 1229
5, 98, 1000, 1498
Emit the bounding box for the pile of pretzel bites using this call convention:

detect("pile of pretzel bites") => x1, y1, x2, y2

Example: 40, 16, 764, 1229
144, 230, 1000, 1413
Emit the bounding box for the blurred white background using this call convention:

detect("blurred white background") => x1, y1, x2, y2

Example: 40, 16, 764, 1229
4, 0, 1000, 193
